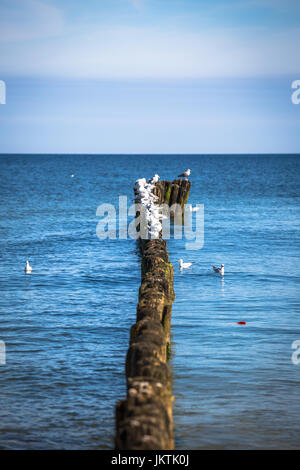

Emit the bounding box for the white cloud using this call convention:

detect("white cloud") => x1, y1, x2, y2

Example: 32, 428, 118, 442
0, 0, 299, 79
0, 0, 64, 42
1, 24, 299, 79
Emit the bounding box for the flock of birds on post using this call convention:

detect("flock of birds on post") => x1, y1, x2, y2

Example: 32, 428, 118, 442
24, 168, 224, 277
134, 168, 224, 277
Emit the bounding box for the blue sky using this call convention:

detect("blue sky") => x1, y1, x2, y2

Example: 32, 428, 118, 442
0, 0, 299, 153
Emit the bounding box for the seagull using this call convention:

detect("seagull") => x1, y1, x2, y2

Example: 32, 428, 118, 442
179, 259, 193, 270
178, 169, 191, 178
148, 174, 160, 184
25, 260, 32, 274
70, 173, 74, 178
213, 264, 224, 275
188, 205, 199, 212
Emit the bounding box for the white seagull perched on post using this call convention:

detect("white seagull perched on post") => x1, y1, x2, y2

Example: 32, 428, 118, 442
25, 260, 32, 274
178, 168, 191, 178
179, 259, 193, 270
213, 264, 224, 276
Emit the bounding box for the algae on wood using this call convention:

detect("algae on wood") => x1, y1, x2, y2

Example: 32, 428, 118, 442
115, 179, 191, 450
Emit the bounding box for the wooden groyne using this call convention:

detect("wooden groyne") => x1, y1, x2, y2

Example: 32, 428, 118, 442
115, 179, 191, 450
153, 179, 191, 209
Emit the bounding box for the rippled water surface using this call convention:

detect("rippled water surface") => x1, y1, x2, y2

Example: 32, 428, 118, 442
0, 154, 299, 449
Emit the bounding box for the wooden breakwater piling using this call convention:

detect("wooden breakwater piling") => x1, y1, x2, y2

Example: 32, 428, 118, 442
115, 179, 191, 450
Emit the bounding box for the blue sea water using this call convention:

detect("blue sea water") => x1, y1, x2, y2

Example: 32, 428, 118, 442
0, 154, 299, 449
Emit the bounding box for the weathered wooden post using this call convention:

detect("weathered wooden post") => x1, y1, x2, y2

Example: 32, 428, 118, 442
115, 178, 191, 450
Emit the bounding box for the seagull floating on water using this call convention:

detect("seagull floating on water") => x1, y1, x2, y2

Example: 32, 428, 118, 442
188, 205, 199, 212
178, 169, 191, 178
25, 260, 32, 274
213, 264, 224, 275
179, 259, 193, 270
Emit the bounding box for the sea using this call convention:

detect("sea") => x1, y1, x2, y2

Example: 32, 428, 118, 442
0, 154, 299, 449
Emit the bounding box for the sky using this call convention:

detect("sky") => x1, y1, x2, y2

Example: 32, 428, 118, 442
0, 0, 299, 153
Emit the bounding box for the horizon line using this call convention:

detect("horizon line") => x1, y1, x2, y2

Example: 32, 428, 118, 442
0, 152, 299, 157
